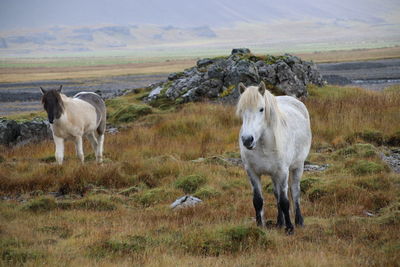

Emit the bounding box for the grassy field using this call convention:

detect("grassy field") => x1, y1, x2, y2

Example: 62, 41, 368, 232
1, 46, 400, 83
0, 84, 399, 266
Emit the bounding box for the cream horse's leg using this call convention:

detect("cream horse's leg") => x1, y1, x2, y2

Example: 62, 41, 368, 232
74, 136, 84, 163
246, 168, 265, 227
87, 133, 99, 162
53, 135, 64, 165
97, 134, 104, 163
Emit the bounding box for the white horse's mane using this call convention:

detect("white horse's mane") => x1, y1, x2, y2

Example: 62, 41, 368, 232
236, 86, 287, 154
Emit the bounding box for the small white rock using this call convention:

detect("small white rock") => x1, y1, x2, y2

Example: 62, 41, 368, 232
170, 195, 202, 209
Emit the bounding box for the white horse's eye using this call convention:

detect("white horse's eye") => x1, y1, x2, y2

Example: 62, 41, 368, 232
259, 108, 264, 112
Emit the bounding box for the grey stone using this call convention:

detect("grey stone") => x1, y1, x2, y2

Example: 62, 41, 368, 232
0, 118, 51, 146
144, 48, 325, 104
231, 48, 251, 55
303, 164, 328, 172
170, 195, 202, 209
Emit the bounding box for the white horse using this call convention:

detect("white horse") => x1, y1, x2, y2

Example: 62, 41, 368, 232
40, 85, 106, 164
236, 82, 311, 234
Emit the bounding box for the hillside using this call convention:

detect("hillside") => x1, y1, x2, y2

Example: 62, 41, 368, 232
1, 0, 399, 57
0, 83, 399, 266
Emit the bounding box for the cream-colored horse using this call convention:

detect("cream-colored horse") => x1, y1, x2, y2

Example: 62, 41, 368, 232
237, 82, 311, 234
40, 86, 106, 164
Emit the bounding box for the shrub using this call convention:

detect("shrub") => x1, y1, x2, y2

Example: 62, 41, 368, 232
175, 175, 207, 194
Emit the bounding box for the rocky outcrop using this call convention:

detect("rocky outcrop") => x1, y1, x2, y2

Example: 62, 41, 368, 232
145, 48, 325, 105
0, 118, 52, 146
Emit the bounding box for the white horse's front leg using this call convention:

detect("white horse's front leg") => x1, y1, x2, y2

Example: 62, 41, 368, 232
246, 168, 265, 227
74, 136, 84, 163
53, 135, 64, 165
272, 171, 294, 235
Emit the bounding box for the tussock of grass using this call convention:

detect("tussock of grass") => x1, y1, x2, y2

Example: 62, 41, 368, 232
109, 104, 152, 124
136, 187, 178, 207
182, 225, 272, 256
349, 160, 388, 176
175, 175, 207, 194
0, 238, 41, 264
89, 235, 150, 258
37, 225, 72, 239
193, 186, 220, 199
70, 195, 117, 211
22, 197, 56, 212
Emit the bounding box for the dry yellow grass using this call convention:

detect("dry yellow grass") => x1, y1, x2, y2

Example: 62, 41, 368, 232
294, 46, 400, 63
0, 59, 197, 83
1, 46, 399, 83
0, 85, 399, 266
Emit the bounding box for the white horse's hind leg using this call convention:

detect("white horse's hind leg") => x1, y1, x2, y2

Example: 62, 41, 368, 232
290, 166, 304, 226
246, 169, 265, 227
74, 136, 84, 163
53, 135, 64, 165
96, 134, 104, 163
273, 171, 294, 234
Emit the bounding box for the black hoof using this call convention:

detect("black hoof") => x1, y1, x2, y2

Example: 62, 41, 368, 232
285, 227, 294, 235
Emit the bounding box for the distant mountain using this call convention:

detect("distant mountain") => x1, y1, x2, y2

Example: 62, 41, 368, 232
0, 0, 399, 57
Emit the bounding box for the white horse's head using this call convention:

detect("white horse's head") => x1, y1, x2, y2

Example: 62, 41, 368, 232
236, 81, 278, 150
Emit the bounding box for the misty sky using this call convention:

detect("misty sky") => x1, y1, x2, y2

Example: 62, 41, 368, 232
1, 0, 398, 31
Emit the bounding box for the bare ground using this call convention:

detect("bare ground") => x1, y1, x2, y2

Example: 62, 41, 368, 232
1, 58, 400, 116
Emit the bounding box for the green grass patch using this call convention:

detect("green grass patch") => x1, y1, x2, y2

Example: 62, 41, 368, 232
64, 195, 117, 211
308, 84, 362, 99
336, 143, 377, 158
136, 187, 176, 207
175, 175, 207, 194
108, 104, 152, 124
182, 225, 272, 256
350, 160, 387, 176
89, 235, 150, 258
22, 197, 56, 212
0, 238, 41, 265
37, 225, 72, 239
193, 186, 220, 199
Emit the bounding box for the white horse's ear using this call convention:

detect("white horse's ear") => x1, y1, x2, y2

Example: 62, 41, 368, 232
57, 85, 63, 93
40, 87, 46, 95
238, 82, 246, 94
258, 81, 266, 96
